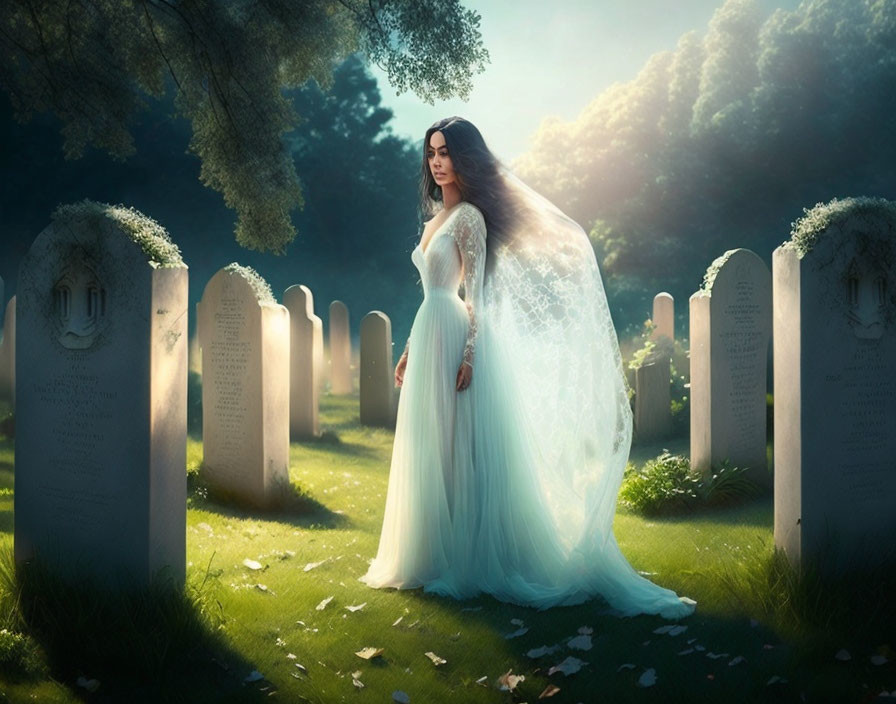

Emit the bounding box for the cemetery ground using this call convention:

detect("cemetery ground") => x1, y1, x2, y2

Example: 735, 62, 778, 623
0, 397, 893, 703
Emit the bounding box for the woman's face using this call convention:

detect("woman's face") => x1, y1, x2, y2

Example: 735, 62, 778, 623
427, 130, 456, 187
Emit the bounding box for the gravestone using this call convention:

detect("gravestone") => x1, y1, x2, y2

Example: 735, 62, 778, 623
773, 198, 896, 571
197, 264, 290, 507
689, 249, 772, 485
284, 285, 322, 439
0, 297, 14, 407
15, 201, 187, 587
634, 358, 671, 442
360, 311, 395, 427
651, 292, 675, 341
329, 300, 353, 394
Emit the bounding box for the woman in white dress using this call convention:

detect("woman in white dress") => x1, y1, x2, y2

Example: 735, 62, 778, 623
359, 117, 696, 619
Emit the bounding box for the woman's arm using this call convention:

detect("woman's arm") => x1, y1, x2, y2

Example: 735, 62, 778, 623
452, 203, 487, 371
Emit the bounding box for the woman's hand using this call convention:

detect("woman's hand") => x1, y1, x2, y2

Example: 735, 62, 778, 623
395, 352, 408, 387
456, 362, 472, 392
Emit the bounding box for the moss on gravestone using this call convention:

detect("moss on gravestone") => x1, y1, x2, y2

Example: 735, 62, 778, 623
223, 263, 275, 303
699, 249, 738, 293
51, 200, 184, 268
784, 197, 896, 258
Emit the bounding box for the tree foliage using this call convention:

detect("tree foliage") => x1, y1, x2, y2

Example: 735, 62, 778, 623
514, 0, 896, 329
0, 0, 488, 253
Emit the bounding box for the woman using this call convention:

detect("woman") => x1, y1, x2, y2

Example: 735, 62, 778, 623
359, 117, 696, 619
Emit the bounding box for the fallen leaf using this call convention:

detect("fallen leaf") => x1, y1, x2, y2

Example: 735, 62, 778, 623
678, 648, 694, 656
304, 558, 329, 572
835, 649, 852, 661
316, 596, 334, 611
616, 663, 636, 672
392, 691, 410, 703
706, 652, 729, 660
355, 647, 384, 660
549, 656, 588, 676
242, 558, 264, 571
76, 677, 100, 693
425, 651, 447, 666
345, 603, 367, 612
637, 668, 657, 688
578, 626, 594, 635
352, 678, 365, 689
567, 634, 593, 651
475, 676, 488, 686
244, 670, 264, 683
694, 645, 706, 652
539, 683, 561, 698
392, 616, 404, 627
254, 584, 273, 594
504, 626, 529, 640
729, 656, 746, 666
497, 669, 525, 692
294, 663, 307, 674
286, 653, 297, 660
527, 644, 562, 659
687, 638, 698, 644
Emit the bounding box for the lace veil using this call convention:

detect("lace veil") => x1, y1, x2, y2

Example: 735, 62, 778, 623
479, 168, 694, 617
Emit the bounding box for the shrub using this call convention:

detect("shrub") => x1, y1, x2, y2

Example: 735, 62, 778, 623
619, 452, 762, 515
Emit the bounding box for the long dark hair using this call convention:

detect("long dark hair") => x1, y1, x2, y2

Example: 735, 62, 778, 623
420, 117, 524, 277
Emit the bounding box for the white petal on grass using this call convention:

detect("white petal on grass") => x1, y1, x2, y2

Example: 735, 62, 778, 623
527, 644, 561, 659
504, 626, 529, 640
352, 677, 365, 689
835, 649, 851, 661
668, 625, 688, 637
254, 584, 273, 594
511, 618, 525, 626
567, 634, 593, 651
286, 653, 297, 660
729, 656, 746, 666
539, 684, 561, 698
549, 656, 588, 676
345, 603, 367, 612
315, 596, 334, 611
653, 625, 675, 635
687, 638, 698, 644
242, 558, 264, 571
706, 652, 730, 660
678, 648, 695, 656
871, 655, 889, 666
694, 645, 706, 652
475, 676, 488, 686
497, 670, 525, 692
578, 626, 594, 635
617, 663, 636, 672
767, 676, 788, 686
392, 691, 410, 704
392, 616, 404, 627
244, 670, 264, 683
76, 677, 100, 693
425, 652, 447, 666
637, 668, 657, 687
304, 558, 330, 572
355, 647, 384, 660
294, 663, 307, 674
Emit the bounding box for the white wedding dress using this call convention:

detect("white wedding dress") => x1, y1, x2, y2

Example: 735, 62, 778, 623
360, 198, 696, 619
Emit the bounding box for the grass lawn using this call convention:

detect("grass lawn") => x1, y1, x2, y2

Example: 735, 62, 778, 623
0, 395, 893, 703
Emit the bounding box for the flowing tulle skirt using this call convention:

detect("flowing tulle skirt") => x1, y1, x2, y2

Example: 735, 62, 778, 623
360, 290, 695, 619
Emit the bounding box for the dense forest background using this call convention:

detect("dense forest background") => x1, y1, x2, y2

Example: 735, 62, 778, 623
2, 0, 895, 347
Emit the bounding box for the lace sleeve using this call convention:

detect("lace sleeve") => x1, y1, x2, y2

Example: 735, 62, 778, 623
451, 203, 487, 368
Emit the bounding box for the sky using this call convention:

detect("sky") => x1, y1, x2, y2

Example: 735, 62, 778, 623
368, 0, 802, 163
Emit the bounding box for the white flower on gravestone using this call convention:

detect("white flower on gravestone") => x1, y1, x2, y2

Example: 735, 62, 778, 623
637, 668, 657, 687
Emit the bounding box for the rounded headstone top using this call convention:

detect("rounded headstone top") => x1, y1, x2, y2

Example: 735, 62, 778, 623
785, 196, 896, 258
52, 200, 184, 268
222, 263, 275, 303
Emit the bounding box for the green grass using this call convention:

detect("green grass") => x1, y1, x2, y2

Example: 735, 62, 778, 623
0, 397, 893, 703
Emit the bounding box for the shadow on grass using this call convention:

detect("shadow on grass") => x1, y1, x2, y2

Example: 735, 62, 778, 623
0, 544, 288, 704
188, 471, 350, 530
650, 494, 773, 529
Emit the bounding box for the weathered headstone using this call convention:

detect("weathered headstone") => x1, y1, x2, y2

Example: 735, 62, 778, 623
329, 300, 352, 394
773, 198, 896, 571
0, 297, 14, 408
15, 201, 187, 587
651, 292, 675, 341
197, 264, 290, 507
689, 249, 772, 485
360, 311, 395, 427
284, 285, 322, 439
634, 358, 671, 442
